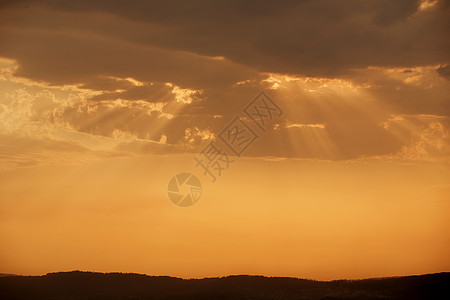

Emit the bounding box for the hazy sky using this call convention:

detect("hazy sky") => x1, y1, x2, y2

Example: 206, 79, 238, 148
0, 0, 449, 280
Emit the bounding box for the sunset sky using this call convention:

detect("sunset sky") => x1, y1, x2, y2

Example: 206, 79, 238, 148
0, 0, 449, 280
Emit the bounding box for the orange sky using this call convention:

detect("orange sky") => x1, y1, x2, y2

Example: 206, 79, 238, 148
0, 0, 449, 280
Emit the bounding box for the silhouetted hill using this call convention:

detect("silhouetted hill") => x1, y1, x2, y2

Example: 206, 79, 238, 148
0, 271, 449, 299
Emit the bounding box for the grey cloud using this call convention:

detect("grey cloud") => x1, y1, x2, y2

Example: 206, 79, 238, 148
0, 28, 259, 90
437, 65, 450, 80
1, 0, 448, 80
89, 83, 177, 102
371, 0, 421, 26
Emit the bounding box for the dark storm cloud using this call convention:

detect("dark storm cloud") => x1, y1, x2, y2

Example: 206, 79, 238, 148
1, 0, 448, 78
0, 28, 258, 90
346, 67, 450, 116
437, 65, 450, 80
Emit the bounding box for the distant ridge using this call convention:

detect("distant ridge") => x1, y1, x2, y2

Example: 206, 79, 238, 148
0, 271, 449, 299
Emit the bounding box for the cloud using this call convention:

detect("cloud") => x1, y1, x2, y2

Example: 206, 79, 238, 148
346, 66, 450, 116
437, 64, 450, 80
0, 133, 91, 169
381, 114, 450, 160
89, 83, 177, 103
0, 0, 449, 161
1, 0, 448, 80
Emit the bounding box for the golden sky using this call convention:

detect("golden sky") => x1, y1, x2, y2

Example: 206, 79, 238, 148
0, 0, 449, 280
